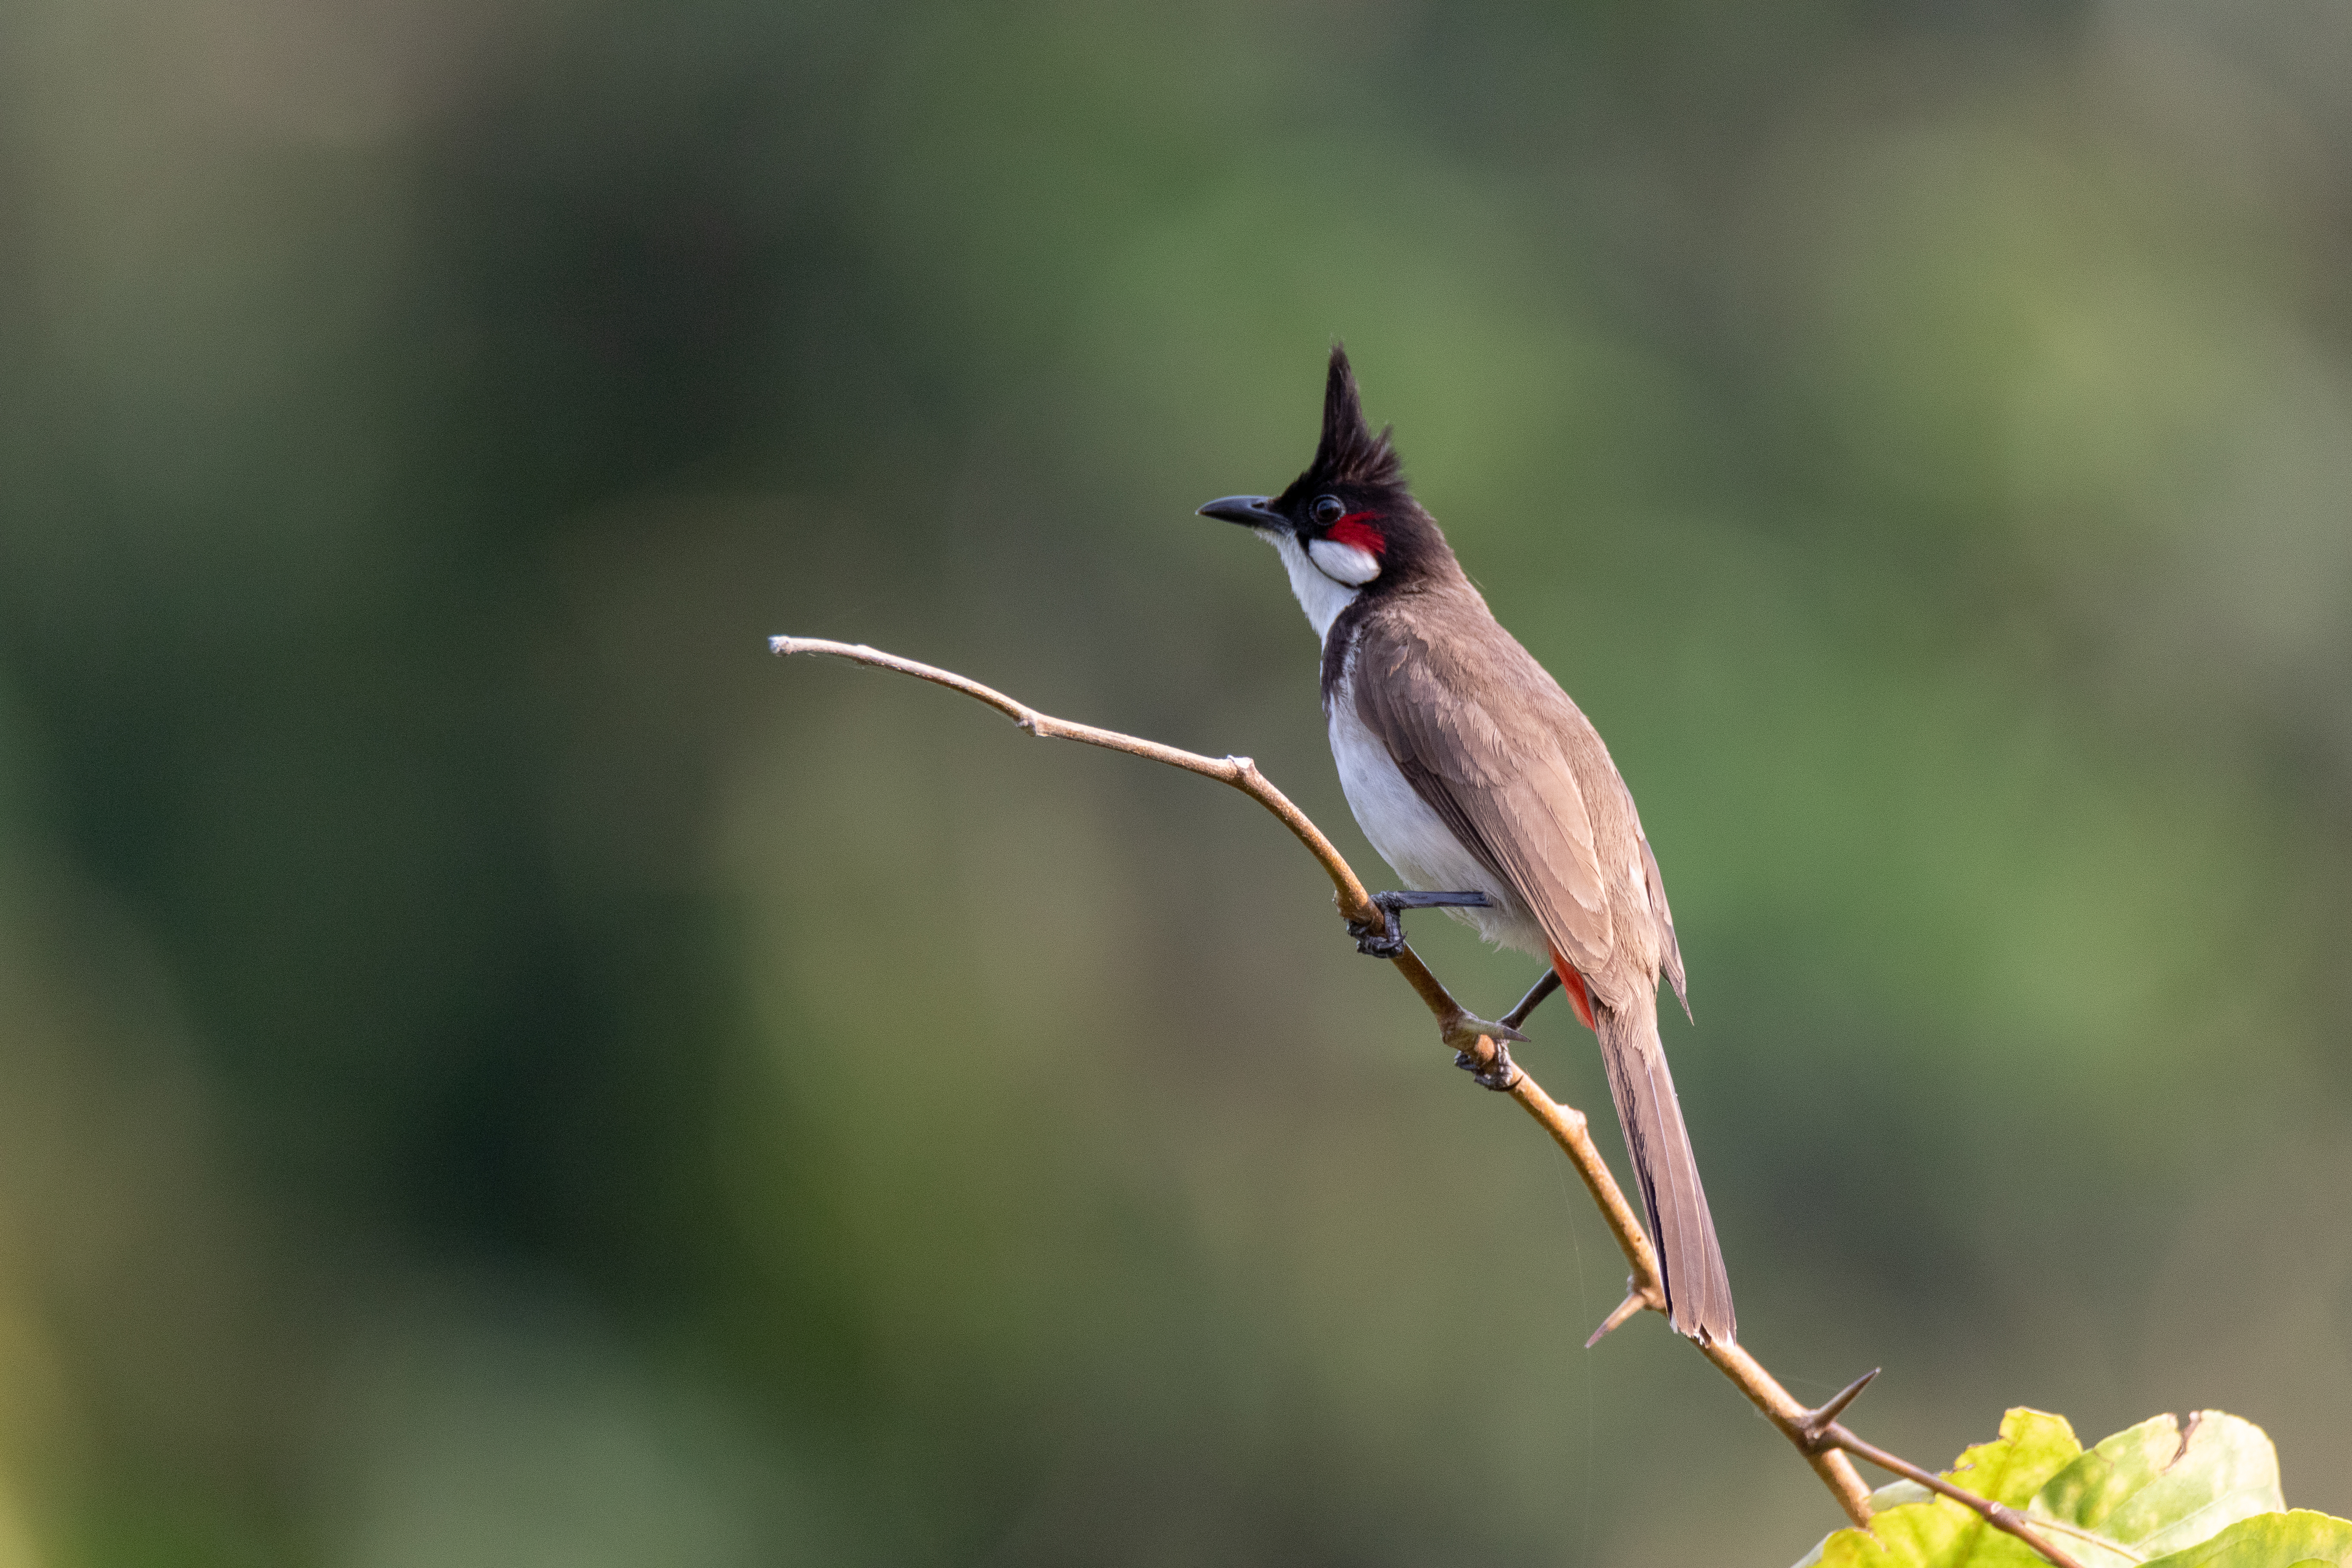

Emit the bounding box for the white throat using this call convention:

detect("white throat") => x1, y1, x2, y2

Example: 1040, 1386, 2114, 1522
1262, 529, 1364, 643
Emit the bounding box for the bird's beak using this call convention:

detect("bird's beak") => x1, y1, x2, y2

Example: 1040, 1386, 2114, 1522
1196, 495, 1286, 530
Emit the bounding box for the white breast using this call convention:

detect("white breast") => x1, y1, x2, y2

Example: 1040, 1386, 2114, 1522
1326, 652, 1548, 956
1259, 524, 1545, 955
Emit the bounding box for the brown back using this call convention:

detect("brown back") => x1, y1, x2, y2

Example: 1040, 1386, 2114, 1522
1348, 576, 1683, 1011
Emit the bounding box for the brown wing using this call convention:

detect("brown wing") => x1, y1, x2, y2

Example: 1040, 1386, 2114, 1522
1351, 606, 1615, 975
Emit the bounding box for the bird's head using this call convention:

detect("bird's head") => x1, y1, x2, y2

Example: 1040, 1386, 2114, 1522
1197, 346, 1448, 600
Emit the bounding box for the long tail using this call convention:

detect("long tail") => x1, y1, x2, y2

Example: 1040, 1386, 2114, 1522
1582, 974, 1736, 1344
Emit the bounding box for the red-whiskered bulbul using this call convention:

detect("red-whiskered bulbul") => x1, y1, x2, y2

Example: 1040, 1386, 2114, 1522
1199, 346, 1735, 1345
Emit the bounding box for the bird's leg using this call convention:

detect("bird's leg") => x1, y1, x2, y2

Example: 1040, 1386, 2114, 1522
1500, 967, 1562, 1032
1347, 890, 1490, 957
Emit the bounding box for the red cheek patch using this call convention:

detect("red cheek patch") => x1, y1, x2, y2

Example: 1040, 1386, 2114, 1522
1326, 514, 1385, 555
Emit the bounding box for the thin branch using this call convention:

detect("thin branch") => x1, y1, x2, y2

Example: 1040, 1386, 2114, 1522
773, 635, 2086, 1565
1801, 1421, 2089, 1568
769, 637, 1378, 924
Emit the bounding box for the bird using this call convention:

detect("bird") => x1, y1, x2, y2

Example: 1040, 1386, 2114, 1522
1198, 345, 1734, 1345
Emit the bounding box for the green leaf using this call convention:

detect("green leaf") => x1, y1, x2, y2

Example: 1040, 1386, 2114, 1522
1790, 1409, 2352, 1568
1793, 1409, 2082, 1568
1949, 1409, 2085, 1508
2135, 1510, 2352, 1568
2025, 1412, 2284, 1567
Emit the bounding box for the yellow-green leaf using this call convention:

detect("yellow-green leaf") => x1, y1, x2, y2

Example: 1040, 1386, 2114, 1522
2027, 1412, 2284, 1566
1947, 1409, 2083, 1508
2135, 1509, 2352, 1568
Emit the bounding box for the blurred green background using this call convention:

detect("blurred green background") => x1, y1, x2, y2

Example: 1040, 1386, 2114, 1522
3, 0, 2349, 1563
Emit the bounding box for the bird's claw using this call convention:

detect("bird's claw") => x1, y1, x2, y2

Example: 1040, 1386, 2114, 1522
1443, 1012, 1528, 1091
1347, 890, 1489, 957
1453, 1038, 1520, 1091
1347, 912, 1407, 957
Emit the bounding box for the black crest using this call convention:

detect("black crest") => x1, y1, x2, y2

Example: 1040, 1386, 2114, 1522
1305, 344, 1401, 490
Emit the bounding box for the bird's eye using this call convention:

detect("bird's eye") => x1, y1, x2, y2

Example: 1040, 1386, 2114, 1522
1311, 495, 1345, 525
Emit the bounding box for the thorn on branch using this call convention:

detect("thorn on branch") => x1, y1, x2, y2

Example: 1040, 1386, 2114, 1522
1586, 1286, 1655, 1347
1439, 1012, 1528, 1052
1797, 1368, 1881, 1446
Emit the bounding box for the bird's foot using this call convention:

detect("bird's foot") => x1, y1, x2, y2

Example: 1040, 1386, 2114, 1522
1452, 1038, 1520, 1091
1347, 890, 1490, 957
1442, 1011, 1528, 1091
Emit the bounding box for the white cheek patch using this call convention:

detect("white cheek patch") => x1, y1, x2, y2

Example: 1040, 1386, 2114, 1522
1308, 537, 1381, 585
